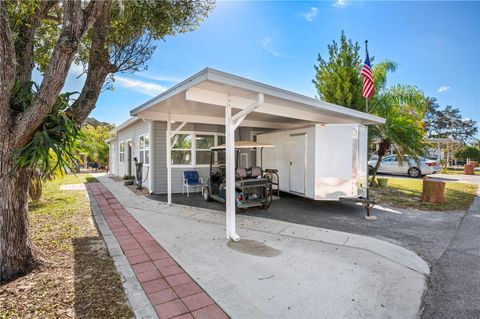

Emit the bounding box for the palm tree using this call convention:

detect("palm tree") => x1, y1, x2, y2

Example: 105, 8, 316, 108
369, 84, 428, 185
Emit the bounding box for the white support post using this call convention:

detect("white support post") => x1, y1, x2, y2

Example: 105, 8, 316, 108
231, 93, 264, 131
166, 114, 172, 205
225, 93, 264, 241
225, 94, 240, 241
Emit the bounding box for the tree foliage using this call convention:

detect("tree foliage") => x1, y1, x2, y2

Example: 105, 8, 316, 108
13, 88, 81, 178
424, 97, 478, 144
79, 121, 114, 166
368, 84, 428, 183
313, 31, 365, 111
0, 0, 213, 281
455, 146, 480, 162
313, 31, 427, 185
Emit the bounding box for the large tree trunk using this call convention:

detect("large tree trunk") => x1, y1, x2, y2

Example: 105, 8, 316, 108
0, 0, 109, 283
0, 145, 35, 282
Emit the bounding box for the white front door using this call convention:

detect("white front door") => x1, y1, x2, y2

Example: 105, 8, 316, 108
289, 134, 306, 194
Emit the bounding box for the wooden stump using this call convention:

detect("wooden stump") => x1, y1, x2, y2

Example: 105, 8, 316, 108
464, 165, 475, 175
420, 179, 445, 203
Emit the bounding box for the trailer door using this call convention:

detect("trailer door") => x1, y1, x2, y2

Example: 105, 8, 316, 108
289, 134, 306, 194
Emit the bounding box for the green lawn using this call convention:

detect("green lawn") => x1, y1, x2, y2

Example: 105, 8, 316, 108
0, 174, 133, 319
370, 178, 477, 211
440, 168, 480, 175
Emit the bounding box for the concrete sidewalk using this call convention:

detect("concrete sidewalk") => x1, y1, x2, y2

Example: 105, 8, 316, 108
421, 187, 480, 319
97, 175, 428, 319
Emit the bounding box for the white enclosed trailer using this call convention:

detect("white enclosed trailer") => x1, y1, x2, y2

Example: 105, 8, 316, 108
257, 124, 368, 200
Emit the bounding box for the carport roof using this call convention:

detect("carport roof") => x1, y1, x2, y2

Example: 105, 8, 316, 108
130, 67, 385, 127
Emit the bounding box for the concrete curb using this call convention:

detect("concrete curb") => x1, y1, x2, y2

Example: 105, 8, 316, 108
86, 190, 159, 319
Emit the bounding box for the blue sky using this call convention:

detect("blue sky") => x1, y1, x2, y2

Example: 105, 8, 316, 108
64, 1, 479, 128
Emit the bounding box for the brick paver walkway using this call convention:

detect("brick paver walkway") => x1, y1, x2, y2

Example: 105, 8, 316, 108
86, 183, 228, 319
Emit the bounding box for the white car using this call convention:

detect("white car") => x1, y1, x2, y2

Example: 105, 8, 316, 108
368, 155, 440, 177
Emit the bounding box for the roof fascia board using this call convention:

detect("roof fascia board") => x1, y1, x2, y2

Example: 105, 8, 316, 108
112, 117, 141, 133
128, 67, 385, 125
206, 68, 385, 124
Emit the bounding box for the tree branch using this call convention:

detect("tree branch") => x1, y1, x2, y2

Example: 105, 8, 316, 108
69, 0, 116, 125
0, 1, 16, 133
15, 0, 59, 84
13, 0, 108, 148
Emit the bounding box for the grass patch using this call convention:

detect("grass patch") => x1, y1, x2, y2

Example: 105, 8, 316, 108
0, 173, 133, 319
86, 176, 99, 183
441, 168, 480, 175
370, 178, 477, 211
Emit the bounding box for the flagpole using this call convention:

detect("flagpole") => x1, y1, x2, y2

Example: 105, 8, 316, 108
364, 39, 374, 219
365, 40, 369, 114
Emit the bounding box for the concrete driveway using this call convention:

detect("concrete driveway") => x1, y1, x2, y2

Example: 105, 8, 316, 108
98, 175, 428, 319
151, 175, 480, 319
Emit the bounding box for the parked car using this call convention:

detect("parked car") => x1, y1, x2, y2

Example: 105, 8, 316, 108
368, 155, 440, 177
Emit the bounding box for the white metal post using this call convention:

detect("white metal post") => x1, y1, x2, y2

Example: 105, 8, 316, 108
224, 93, 264, 241
225, 94, 240, 241
166, 114, 172, 205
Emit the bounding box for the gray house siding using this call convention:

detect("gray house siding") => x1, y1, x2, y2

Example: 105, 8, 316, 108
111, 119, 274, 195
152, 121, 273, 194
154, 121, 224, 194
115, 120, 151, 190
154, 121, 167, 193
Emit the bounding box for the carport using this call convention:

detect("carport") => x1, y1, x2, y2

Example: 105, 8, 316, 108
130, 68, 384, 241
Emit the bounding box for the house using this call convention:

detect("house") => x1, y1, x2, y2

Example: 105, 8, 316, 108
107, 67, 384, 240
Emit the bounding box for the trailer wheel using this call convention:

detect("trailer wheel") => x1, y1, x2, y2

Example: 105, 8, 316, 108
203, 187, 212, 202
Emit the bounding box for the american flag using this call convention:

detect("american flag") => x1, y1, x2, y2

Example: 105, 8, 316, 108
361, 50, 374, 99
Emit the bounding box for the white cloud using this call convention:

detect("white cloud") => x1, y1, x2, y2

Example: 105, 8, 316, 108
260, 37, 289, 58
333, 0, 346, 7
136, 72, 181, 83
114, 76, 167, 96
437, 86, 451, 93
68, 63, 86, 78
301, 7, 318, 22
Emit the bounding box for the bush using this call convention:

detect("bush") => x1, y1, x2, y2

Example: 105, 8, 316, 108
122, 175, 134, 180
455, 146, 480, 162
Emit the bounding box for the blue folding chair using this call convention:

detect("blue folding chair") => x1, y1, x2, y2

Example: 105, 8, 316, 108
182, 171, 203, 197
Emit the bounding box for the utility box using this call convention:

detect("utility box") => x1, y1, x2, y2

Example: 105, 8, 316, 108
257, 124, 368, 200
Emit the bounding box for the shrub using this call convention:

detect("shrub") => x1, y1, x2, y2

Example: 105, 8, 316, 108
455, 146, 480, 162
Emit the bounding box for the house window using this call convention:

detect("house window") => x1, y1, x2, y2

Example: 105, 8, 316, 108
217, 135, 225, 145
119, 142, 125, 162
171, 133, 192, 165
217, 134, 226, 163
196, 134, 215, 165
170, 132, 225, 166
139, 136, 150, 165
